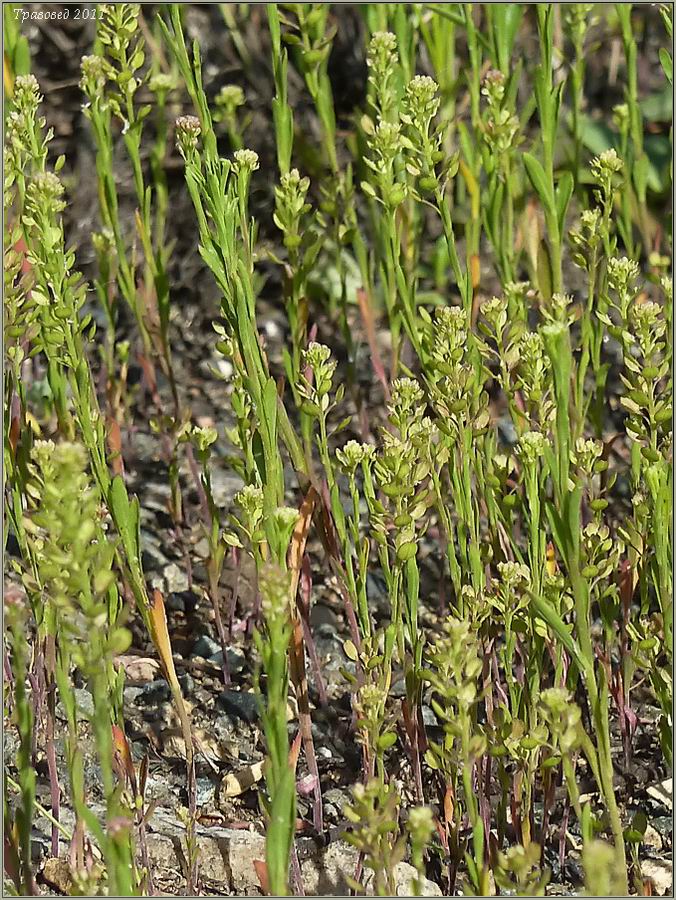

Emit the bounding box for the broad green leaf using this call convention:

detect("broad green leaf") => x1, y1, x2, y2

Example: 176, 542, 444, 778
523, 152, 554, 213
659, 48, 672, 85
529, 590, 585, 672
108, 476, 139, 563
536, 241, 553, 302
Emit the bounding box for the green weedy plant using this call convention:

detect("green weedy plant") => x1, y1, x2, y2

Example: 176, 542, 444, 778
571, 149, 624, 439
267, 3, 294, 176
82, 3, 179, 405
538, 688, 587, 827
614, 286, 672, 646
297, 341, 346, 526
607, 270, 673, 759
343, 779, 404, 897
6, 67, 200, 891
3, 5, 31, 114
402, 73, 466, 310
335, 440, 376, 644
273, 169, 322, 399
4, 593, 38, 896
480, 68, 521, 283
491, 843, 549, 897
281, 3, 338, 174
367, 379, 436, 796
23, 441, 136, 894
213, 83, 248, 151
4, 75, 71, 438
424, 618, 488, 894
615, 3, 651, 253
4, 5, 673, 896
540, 319, 629, 888
424, 305, 489, 604
187, 424, 233, 685
361, 86, 412, 367
487, 562, 531, 717
524, 5, 573, 299
254, 565, 297, 897
406, 806, 435, 898
582, 839, 628, 897
565, 4, 595, 186
163, 5, 306, 482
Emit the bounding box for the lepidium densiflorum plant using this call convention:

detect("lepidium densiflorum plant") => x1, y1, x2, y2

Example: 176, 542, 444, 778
6, 69, 199, 888
4, 591, 38, 896
164, 3, 306, 477
570, 149, 624, 438
254, 565, 297, 898
4, 76, 71, 438
538, 319, 629, 888
361, 33, 467, 373
603, 260, 673, 651
272, 169, 321, 398
603, 265, 673, 758
360, 31, 413, 370
367, 378, 436, 796
343, 779, 435, 898
480, 69, 521, 283
424, 306, 490, 603
81, 4, 180, 408
424, 618, 489, 895
23, 441, 137, 895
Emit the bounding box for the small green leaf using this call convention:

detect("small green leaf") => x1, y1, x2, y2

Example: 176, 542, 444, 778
555, 171, 574, 236
377, 731, 398, 751
343, 640, 359, 662
659, 48, 672, 85
523, 151, 554, 213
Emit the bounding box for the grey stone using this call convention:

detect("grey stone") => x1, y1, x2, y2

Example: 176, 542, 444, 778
390, 677, 406, 699
140, 531, 169, 571
163, 563, 189, 593
210, 469, 243, 507
641, 858, 673, 897
56, 687, 94, 721
74, 688, 95, 718
366, 861, 442, 896
140, 679, 171, 703
179, 673, 195, 696
422, 704, 438, 727
498, 415, 518, 447
168, 590, 199, 613
165, 593, 185, 612
146, 813, 266, 892
218, 689, 259, 723
193, 635, 222, 659
310, 604, 339, 639
123, 686, 144, 706
196, 776, 216, 807
300, 841, 442, 896
323, 787, 349, 819
211, 648, 246, 674
193, 536, 210, 559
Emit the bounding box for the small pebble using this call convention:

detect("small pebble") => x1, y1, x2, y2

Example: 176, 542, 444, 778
218, 689, 259, 724
179, 673, 195, 696
196, 777, 216, 807
193, 635, 222, 659
211, 648, 246, 674
140, 679, 171, 703
163, 562, 189, 593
